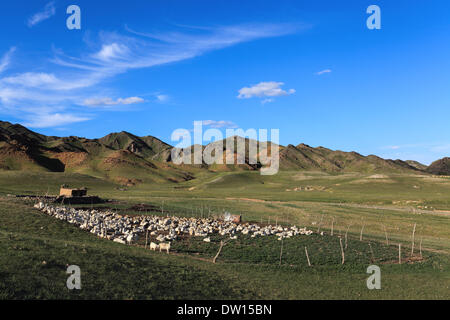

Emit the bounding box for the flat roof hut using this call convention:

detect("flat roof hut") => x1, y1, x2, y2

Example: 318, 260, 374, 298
59, 185, 87, 197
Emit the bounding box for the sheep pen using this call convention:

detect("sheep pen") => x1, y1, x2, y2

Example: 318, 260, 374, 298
32, 202, 425, 267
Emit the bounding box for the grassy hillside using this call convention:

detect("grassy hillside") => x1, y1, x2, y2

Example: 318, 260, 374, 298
0, 121, 192, 183
1, 170, 449, 255
0, 121, 436, 180
1, 122, 449, 299
279, 144, 420, 173
427, 157, 450, 175
0, 196, 448, 299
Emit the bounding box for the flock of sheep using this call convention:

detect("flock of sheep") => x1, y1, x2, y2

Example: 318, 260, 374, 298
33, 202, 313, 253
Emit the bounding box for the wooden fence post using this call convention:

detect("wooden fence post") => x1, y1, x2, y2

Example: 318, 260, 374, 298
339, 237, 345, 264
317, 214, 324, 234
368, 242, 375, 263
398, 244, 402, 264
213, 240, 226, 264
383, 225, 389, 246
360, 223, 365, 241
279, 239, 283, 266
419, 237, 423, 258
305, 246, 311, 267
411, 223, 417, 257
345, 225, 351, 249
145, 230, 149, 249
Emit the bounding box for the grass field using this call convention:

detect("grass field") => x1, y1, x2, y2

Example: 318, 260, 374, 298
0, 170, 449, 299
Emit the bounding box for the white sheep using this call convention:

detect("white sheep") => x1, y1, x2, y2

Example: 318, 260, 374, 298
113, 238, 126, 244
126, 233, 135, 244
37, 204, 315, 252
149, 242, 159, 251
159, 242, 171, 254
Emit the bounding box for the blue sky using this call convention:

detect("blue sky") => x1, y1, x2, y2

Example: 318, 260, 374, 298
0, 0, 449, 164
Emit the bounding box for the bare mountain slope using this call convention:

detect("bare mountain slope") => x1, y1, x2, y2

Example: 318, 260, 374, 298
0, 120, 436, 179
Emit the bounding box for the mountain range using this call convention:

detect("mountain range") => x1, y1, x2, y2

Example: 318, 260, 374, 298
0, 120, 448, 184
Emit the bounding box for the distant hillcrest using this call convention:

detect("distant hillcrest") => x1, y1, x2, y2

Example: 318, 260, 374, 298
279, 143, 422, 173
1, 120, 447, 183
0, 121, 187, 184
427, 157, 450, 175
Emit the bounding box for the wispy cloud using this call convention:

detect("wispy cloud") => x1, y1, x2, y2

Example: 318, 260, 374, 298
0, 23, 298, 127
93, 43, 130, 61
22, 113, 91, 128
125, 23, 298, 53
3, 72, 61, 88
202, 120, 238, 129
156, 94, 169, 103
0, 47, 16, 74
381, 143, 426, 150
83, 96, 145, 107
27, 2, 56, 27
261, 98, 274, 104
53, 24, 298, 85
386, 145, 400, 150
315, 69, 332, 75
238, 81, 295, 101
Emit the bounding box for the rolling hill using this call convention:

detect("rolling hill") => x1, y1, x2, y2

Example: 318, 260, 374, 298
427, 157, 450, 175
0, 120, 444, 183
278, 143, 422, 173
0, 121, 192, 184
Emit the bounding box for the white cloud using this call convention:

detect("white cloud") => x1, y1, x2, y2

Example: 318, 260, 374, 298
39, 24, 297, 95
1, 71, 105, 91
156, 94, 169, 102
0, 47, 16, 74
381, 143, 425, 150
0, 23, 299, 127
93, 43, 130, 62
22, 113, 91, 128
0, 85, 79, 106
83, 96, 145, 107
238, 81, 295, 99
125, 23, 299, 53
202, 120, 238, 129
27, 2, 56, 27
119, 97, 144, 104
3, 72, 59, 87
315, 69, 332, 75
261, 98, 274, 104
